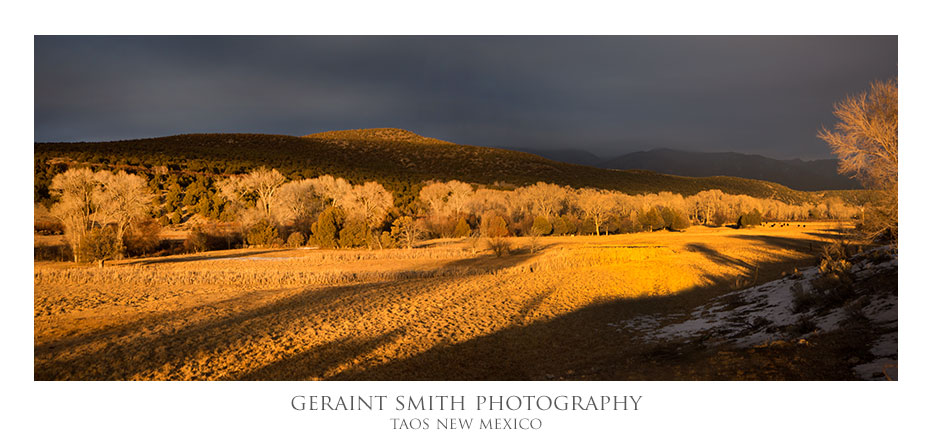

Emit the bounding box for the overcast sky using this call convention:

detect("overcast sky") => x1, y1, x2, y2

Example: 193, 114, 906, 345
34, 36, 896, 159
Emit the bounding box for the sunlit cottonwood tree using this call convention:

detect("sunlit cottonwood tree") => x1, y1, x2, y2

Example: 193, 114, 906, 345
418, 181, 451, 217
445, 181, 474, 216
272, 179, 323, 226
418, 180, 474, 218
391, 215, 424, 249
308, 175, 354, 209
94, 171, 154, 257
818, 78, 898, 242
517, 182, 567, 219
349, 181, 394, 229
216, 167, 286, 220
49, 168, 153, 262
346, 181, 394, 248
49, 168, 106, 262
576, 188, 616, 236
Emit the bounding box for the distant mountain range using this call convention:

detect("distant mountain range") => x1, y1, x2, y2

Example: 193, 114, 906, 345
516, 147, 860, 191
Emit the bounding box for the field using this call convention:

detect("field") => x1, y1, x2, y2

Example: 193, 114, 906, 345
34, 222, 860, 380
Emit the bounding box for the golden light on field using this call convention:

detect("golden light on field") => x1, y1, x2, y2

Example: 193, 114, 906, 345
35, 222, 850, 380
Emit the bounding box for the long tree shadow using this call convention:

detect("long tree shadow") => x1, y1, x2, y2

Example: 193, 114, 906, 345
34, 279, 413, 380
684, 243, 754, 270
35, 243, 553, 380
331, 270, 861, 381
436, 243, 554, 274
329, 282, 729, 381
728, 233, 834, 255
36, 232, 839, 381
234, 329, 404, 380
127, 249, 277, 266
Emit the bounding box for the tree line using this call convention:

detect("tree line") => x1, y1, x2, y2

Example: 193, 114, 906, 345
40, 165, 861, 264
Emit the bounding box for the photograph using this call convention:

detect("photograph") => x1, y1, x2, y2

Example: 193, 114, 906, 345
33, 35, 897, 382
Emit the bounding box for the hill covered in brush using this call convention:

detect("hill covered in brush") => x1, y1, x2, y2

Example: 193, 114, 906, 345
34, 128, 868, 206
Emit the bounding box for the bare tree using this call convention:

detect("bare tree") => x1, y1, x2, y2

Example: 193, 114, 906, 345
308, 175, 354, 208
49, 168, 107, 262
272, 179, 323, 225
445, 181, 474, 216
95, 171, 154, 257
517, 182, 567, 219
352, 181, 394, 229
818, 78, 897, 242
216, 167, 286, 220
391, 215, 424, 248
49, 168, 153, 262
576, 188, 615, 235
418, 180, 474, 218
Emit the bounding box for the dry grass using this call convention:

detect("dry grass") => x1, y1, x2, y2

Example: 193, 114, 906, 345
34, 222, 853, 380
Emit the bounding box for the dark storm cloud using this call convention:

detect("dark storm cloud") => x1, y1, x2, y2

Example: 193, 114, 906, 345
34, 35, 896, 159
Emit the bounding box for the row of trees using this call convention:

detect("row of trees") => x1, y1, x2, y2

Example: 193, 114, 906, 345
415, 180, 856, 239
45, 165, 861, 263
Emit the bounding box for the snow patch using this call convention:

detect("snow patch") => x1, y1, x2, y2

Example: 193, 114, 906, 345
615, 249, 897, 380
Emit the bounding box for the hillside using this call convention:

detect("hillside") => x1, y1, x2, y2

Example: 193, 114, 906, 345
602, 148, 861, 191
507, 147, 605, 167
34, 129, 866, 205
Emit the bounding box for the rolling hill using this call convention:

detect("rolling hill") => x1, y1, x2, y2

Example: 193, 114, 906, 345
34, 129, 867, 206
601, 148, 860, 191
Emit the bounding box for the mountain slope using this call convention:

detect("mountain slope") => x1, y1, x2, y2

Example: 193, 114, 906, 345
34, 129, 864, 205
506, 147, 605, 167
602, 148, 860, 191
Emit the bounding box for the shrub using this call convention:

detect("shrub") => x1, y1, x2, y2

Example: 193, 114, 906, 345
487, 237, 511, 257
245, 219, 281, 247
660, 207, 691, 231
286, 231, 306, 248
338, 220, 368, 248
426, 215, 457, 238
793, 241, 856, 314
531, 215, 553, 236
791, 281, 819, 313
738, 209, 763, 228
639, 207, 665, 231
552, 216, 570, 236
510, 214, 533, 236
711, 210, 730, 227
453, 217, 472, 238
481, 213, 509, 237
311, 207, 343, 248
785, 316, 818, 337
819, 240, 853, 276
379, 231, 395, 249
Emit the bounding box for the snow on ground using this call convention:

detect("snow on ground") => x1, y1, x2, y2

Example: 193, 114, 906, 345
611, 250, 898, 380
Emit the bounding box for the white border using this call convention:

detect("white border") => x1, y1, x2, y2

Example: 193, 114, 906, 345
7, 1, 931, 442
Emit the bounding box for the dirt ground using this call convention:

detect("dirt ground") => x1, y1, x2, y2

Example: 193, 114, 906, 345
34, 222, 862, 380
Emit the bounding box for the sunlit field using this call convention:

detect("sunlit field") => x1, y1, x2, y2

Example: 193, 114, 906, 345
35, 222, 856, 380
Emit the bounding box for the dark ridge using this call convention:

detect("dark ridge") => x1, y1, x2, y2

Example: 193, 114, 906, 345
602, 148, 862, 191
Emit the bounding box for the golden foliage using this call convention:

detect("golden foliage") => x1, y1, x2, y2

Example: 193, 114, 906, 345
819, 78, 897, 242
